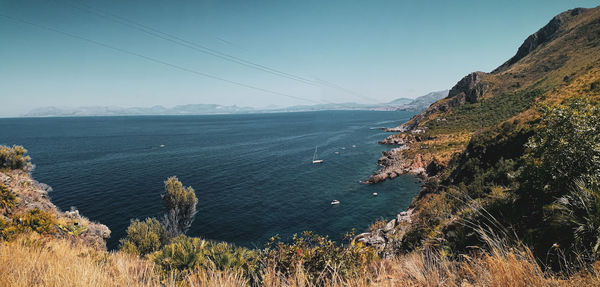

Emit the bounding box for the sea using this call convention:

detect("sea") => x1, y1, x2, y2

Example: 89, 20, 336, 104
0, 110, 421, 249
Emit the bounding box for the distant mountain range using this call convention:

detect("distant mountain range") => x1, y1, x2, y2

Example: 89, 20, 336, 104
23, 90, 448, 117
369, 90, 449, 111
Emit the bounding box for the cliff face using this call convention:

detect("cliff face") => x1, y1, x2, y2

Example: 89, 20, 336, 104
446, 72, 489, 105
364, 6, 600, 254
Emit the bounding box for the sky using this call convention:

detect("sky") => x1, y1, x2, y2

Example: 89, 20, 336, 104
1, 0, 599, 116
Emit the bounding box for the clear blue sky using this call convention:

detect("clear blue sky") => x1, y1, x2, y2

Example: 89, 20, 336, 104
1, 0, 598, 116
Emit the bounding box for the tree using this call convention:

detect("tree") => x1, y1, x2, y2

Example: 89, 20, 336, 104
162, 176, 198, 236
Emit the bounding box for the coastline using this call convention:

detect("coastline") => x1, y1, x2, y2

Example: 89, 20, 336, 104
364, 125, 432, 184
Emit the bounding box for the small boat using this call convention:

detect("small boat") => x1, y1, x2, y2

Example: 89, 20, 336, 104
334, 151, 339, 154
312, 146, 324, 164
341, 147, 346, 150
159, 144, 165, 148
331, 200, 340, 205
352, 145, 356, 148
372, 192, 378, 196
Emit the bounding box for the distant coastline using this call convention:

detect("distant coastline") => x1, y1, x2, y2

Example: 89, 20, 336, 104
20, 90, 448, 118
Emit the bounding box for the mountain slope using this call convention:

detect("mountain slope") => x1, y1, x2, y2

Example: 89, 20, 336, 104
406, 90, 449, 110
387, 97, 413, 105
367, 6, 600, 184
363, 6, 600, 264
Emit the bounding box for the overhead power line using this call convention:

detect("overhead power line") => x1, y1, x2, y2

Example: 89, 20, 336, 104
0, 13, 321, 105
57, 0, 380, 103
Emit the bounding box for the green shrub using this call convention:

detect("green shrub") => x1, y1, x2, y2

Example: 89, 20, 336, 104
264, 231, 377, 285
119, 217, 169, 256
1, 209, 58, 240
519, 99, 600, 204
0, 217, 15, 241
152, 235, 260, 279
554, 179, 600, 262
17, 209, 57, 234
0, 184, 17, 213
0, 145, 33, 172
162, 176, 197, 236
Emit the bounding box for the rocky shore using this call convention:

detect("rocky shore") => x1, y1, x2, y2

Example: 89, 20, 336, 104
355, 122, 429, 253
363, 71, 487, 184
364, 128, 431, 184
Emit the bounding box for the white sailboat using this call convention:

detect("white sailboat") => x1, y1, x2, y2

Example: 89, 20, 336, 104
312, 146, 324, 164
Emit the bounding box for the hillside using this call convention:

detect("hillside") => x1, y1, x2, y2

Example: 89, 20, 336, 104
368, 6, 600, 183
386, 97, 413, 105
405, 90, 449, 110
375, 90, 449, 111
362, 6, 600, 266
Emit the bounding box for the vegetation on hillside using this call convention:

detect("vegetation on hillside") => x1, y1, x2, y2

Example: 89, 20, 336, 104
396, 98, 600, 273
3, 230, 600, 286
425, 89, 542, 135
0, 145, 32, 172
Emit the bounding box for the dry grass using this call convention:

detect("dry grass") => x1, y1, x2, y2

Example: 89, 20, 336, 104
0, 233, 166, 287
2, 233, 600, 286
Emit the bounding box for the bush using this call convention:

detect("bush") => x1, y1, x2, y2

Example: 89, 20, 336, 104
162, 176, 197, 236
519, 99, 600, 204
16, 209, 57, 235
152, 235, 260, 280
264, 231, 377, 285
0, 217, 14, 241
0, 145, 33, 172
1, 209, 58, 240
119, 217, 169, 256
0, 184, 17, 213
554, 179, 600, 262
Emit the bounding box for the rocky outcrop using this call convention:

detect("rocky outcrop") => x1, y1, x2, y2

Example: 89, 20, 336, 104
354, 209, 414, 257
446, 72, 489, 105
365, 149, 428, 184
366, 127, 436, 184
0, 170, 111, 249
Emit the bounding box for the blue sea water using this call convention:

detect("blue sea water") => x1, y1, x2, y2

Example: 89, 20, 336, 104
0, 111, 420, 249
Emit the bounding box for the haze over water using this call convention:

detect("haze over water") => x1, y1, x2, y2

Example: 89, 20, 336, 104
0, 111, 420, 249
